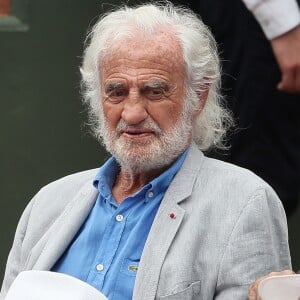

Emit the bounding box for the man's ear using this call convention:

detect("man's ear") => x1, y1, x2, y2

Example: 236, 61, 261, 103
193, 87, 209, 117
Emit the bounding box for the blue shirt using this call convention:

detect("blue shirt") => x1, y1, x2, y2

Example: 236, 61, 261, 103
53, 150, 187, 300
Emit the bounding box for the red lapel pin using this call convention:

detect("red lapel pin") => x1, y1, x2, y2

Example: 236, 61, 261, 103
169, 213, 176, 219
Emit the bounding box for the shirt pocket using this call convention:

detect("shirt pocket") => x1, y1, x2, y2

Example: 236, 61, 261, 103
158, 280, 201, 300
112, 258, 140, 299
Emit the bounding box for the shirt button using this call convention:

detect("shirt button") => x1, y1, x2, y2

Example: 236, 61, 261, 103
116, 214, 124, 222
148, 191, 154, 198
96, 264, 104, 271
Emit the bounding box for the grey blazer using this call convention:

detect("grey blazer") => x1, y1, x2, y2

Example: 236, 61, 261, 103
0, 144, 291, 300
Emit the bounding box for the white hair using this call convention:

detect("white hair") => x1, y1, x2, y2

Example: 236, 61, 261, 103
80, 1, 233, 151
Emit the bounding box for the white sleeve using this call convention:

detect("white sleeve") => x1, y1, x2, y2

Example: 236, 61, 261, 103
243, 0, 300, 39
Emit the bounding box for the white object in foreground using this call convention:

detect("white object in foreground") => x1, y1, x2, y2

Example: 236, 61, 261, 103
5, 270, 107, 300
258, 274, 300, 300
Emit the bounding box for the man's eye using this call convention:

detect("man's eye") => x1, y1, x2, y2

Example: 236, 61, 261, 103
107, 89, 127, 102
112, 89, 126, 97
145, 88, 164, 100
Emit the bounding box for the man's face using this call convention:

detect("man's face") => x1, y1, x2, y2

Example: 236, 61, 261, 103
100, 30, 195, 172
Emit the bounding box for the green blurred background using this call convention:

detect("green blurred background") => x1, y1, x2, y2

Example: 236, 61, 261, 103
0, 0, 299, 283
0, 0, 110, 281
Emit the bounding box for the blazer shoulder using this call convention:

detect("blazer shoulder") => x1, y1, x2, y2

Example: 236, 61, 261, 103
176, 145, 278, 206
24, 168, 99, 227
184, 145, 266, 188
40, 168, 99, 194
202, 156, 270, 188
195, 156, 282, 209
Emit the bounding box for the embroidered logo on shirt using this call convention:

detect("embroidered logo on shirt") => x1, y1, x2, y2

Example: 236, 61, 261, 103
128, 265, 138, 272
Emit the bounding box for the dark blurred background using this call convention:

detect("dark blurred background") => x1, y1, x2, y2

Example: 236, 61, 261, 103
0, 0, 111, 281
0, 0, 299, 283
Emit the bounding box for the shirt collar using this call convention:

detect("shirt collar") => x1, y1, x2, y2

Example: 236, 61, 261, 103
149, 149, 188, 200
93, 157, 119, 199
93, 148, 189, 203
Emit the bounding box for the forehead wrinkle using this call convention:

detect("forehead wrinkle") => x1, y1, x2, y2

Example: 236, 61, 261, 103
102, 57, 182, 76
100, 30, 185, 94
102, 64, 184, 89
102, 68, 178, 87
101, 30, 184, 73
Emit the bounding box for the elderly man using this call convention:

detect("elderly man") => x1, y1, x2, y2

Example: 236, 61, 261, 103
0, 3, 291, 300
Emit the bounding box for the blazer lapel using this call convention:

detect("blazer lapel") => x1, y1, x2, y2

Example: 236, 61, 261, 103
133, 144, 204, 300
25, 182, 98, 270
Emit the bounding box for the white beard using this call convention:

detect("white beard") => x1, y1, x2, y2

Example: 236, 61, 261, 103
100, 111, 193, 173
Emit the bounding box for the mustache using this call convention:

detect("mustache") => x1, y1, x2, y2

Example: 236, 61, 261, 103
116, 118, 162, 134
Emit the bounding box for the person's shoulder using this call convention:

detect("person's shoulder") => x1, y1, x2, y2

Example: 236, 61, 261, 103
40, 168, 99, 192
203, 156, 266, 184
192, 156, 284, 218
30, 168, 99, 211
185, 145, 269, 191
198, 155, 278, 202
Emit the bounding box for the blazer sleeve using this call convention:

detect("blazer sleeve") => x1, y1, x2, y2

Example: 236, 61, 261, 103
214, 186, 291, 300
0, 197, 37, 298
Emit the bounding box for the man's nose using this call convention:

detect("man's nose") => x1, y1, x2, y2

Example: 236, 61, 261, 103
121, 92, 148, 125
